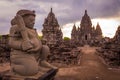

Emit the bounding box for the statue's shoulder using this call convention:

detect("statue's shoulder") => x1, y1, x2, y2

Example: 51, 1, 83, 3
10, 25, 21, 37
10, 25, 19, 31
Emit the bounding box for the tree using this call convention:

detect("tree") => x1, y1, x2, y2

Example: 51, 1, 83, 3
38, 35, 43, 40
64, 37, 70, 41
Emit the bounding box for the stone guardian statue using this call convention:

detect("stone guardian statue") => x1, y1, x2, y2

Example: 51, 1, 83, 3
9, 9, 57, 76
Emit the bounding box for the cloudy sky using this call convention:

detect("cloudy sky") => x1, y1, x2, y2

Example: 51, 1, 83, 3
0, 0, 120, 38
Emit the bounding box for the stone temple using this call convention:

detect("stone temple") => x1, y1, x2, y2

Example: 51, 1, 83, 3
113, 25, 120, 42
42, 8, 63, 47
71, 10, 103, 46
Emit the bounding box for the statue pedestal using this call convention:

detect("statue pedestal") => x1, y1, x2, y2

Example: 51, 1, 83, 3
0, 69, 58, 80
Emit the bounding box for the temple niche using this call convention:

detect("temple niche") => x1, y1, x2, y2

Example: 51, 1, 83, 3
71, 10, 103, 46
42, 8, 63, 47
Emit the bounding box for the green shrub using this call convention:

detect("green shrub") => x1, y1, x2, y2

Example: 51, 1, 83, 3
64, 37, 70, 41
38, 35, 43, 40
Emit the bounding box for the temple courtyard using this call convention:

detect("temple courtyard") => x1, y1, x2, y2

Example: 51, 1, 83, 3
0, 45, 120, 80
55, 45, 120, 80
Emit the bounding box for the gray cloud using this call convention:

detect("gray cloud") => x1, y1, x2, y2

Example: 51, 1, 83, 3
0, 0, 120, 35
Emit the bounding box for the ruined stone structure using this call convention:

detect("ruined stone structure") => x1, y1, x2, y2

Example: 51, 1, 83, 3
8, 9, 57, 78
71, 10, 103, 46
48, 43, 81, 65
42, 8, 63, 47
0, 35, 9, 45
0, 35, 9, 50
113, 26, 120, 43
0, 35, 10, 63
96, 26, 120, 67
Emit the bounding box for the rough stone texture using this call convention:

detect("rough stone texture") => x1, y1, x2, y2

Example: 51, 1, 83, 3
0, 35, 9, 51
96, 28, 120, 67
96, 43, 120, 67
0, 68, 58, 80
113, 26, 120, 43
8, 9, 56, 76
0, 35, 10, 63
71, 10, 103, 46
42, 8, 63, 47
48, 43, 81, 66
55, 45, 120, 80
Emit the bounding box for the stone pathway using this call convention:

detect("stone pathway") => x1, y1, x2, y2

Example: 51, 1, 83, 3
55, 45, 120, 80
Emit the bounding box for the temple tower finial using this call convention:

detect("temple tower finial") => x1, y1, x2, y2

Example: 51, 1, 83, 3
85, 10, 87, 14
51, 7, 52, 13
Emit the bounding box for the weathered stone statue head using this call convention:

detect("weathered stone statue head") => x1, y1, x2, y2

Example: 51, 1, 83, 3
17, 10, 35, 29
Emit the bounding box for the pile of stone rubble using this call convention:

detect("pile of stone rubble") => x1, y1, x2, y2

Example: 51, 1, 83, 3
48, 45, 81, 65
96, 41, 120, 67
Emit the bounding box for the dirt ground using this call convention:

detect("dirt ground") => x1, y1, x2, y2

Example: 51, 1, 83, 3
0, 45, 120, 80
55, 45, 120, 80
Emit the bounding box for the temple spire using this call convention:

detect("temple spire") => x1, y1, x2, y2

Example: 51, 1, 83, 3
42, 8, 63, 47
51, 8, 52, 13
97, 22, 99, 26
73, 23, 76, 27
85, 10, 87, 15
73, 23, 76, 30
96, 22, 102, 35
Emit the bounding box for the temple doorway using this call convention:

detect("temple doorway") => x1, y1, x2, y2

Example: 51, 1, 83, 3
85, 35, 87, 40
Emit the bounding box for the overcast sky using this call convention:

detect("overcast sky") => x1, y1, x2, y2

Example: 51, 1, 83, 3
0, 0, 120, 38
